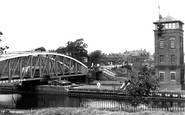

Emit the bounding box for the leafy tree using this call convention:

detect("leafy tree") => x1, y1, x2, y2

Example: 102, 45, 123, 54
56, 38, 88, 62
0, 31, 9, 55
121, 61, 132, 70
35, 47, 46, 51
131, 52, 150, 70
88, 50, 103, 66
125, 65, 159, 106
56, 46, 66, 54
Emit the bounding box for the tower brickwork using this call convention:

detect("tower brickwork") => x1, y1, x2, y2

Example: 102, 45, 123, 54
153, 16, 184, 87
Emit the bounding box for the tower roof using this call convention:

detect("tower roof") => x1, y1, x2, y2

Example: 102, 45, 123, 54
160, 15, 176, 22
154, 15, 184, 24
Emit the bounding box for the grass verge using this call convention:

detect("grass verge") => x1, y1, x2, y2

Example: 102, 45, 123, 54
3, 107, 185, 115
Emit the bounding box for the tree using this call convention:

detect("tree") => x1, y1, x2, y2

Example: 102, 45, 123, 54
56, 46, 66, 54
125, 65, 159, 106
0, 31, 9, 55
56, 38, 88, 62
121, 61, 132, 70
35, 47, 46, 51
89, 50, 103, 66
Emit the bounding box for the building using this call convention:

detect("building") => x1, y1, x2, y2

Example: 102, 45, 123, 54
153, 15, 184, 88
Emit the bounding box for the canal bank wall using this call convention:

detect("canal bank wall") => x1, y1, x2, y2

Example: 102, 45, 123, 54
1, 84, 185, 101
35, 85, 69, 94
0, 84, 69, 95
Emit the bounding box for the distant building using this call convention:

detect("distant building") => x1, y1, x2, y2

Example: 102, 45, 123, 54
123, 49, 150, 68
101, 49, 151, 66
153, 15, 184, 87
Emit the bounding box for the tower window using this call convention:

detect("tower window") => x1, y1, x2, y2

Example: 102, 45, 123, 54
159, 55, 164, 63
159, 40, 164, 48
170, 72, 176, 81
165, 24, 168, 29
170, 39, 175, 48
175, 23, 179, 28
159, 72, 165, 81
169, 23, 172, 28
171, 54, 175, 63
172, 23, 175, 28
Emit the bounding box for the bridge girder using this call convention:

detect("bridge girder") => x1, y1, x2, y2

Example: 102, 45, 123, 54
0, 52, 88, 83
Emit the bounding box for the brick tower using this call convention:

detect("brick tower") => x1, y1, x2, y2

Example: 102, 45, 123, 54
153, 16, 184, 88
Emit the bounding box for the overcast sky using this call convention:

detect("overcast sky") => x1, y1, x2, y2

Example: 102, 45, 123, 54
0, 0, 184, 54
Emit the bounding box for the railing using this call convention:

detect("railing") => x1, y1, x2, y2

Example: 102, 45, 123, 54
69, 88, 185, 100
101, 68, 116, 77
69, 88, 185, 111
79, 98, 185, 112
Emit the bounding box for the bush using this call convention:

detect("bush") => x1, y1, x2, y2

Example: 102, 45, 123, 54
125, 65, 159, 106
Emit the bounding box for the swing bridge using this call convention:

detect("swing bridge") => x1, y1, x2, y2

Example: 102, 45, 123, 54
0, 52, 88, 84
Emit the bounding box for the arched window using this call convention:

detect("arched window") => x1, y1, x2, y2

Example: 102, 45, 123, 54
159, 40, 164, 48
171, 54, 175, 63
170, 71, 176, 81
170, 38, 175, 48
159, 55, 164, 63
159, 71, 165, 81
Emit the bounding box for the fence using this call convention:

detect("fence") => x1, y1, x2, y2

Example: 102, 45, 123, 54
69, 88, 185, 112
78, 98, 185, 112
69, 88, 185, 100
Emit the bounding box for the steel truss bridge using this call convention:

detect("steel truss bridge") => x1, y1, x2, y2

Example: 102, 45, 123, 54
0, 52, 88, 84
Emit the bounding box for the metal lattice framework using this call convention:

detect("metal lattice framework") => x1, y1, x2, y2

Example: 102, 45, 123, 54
0, 52, 88, 83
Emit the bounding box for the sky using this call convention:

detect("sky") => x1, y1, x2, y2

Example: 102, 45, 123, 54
0, 0, 184, 54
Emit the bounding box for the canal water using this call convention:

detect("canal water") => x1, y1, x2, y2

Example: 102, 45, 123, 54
1, 93, 185, 110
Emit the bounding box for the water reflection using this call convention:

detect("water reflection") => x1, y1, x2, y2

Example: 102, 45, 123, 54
15, 93, 81, 109
0, 94, 21, 109
0, 93, 185, 110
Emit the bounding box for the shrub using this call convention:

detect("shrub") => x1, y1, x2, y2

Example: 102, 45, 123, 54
125, 65, 159, 106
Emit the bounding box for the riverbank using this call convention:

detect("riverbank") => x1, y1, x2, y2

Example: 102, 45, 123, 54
6, 107, 185, 115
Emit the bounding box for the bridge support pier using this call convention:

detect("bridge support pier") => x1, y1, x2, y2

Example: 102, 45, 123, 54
85, 75, 88, 83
